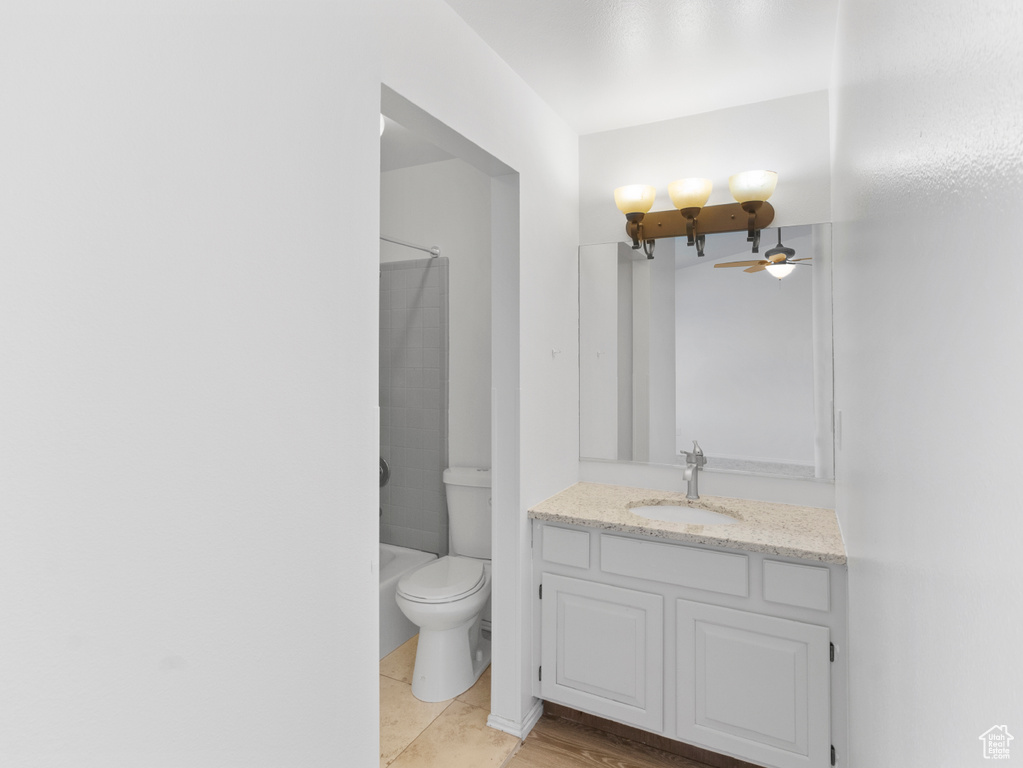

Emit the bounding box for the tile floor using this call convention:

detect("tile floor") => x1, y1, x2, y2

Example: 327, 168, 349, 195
379, 635, 521, 768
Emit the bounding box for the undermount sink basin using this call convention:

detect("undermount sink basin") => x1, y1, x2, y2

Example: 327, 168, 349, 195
629, 505, 737, 526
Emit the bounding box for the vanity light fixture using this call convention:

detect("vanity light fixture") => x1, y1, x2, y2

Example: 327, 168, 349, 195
669, 177, 712, 257
728, 170, 778, 253
614, 173, 776, 258
614, 184, 658, 258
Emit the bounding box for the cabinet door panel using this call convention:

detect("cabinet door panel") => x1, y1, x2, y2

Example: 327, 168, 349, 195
541, 573, 663, 731
677, 600, 830, 768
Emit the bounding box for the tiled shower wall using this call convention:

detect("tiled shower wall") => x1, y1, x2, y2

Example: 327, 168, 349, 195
379, 258, 449, 555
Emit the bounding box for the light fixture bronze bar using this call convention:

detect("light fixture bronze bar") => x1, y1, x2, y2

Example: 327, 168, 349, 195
625, 202, 774, 243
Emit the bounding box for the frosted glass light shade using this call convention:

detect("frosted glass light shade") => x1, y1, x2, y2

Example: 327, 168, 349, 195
765, 262, 796, 279
668, 178, 713, 210
729, 170, 778, 204
614, 185, 656, 215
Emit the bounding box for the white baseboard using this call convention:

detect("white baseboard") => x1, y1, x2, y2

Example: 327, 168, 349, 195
487, 698, 543, 740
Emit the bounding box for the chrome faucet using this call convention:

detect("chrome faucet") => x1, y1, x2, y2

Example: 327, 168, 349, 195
682, 441, 706, 500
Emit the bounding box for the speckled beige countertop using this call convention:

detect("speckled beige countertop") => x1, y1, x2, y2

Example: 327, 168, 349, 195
528, 482, 846, 565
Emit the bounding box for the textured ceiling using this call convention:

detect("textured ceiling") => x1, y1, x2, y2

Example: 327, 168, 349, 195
442, 0, 840, 134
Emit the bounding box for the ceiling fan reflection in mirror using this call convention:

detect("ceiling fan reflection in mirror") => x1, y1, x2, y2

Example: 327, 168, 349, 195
712, 228, 812, 278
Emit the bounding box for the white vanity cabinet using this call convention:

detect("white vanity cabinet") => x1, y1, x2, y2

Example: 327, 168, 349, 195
540, 574, 664, 731
531, 519, 847, 768
676, 601, 832, 768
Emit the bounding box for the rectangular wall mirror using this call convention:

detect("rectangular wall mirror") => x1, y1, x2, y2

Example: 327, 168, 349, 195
579, 223, 834, 480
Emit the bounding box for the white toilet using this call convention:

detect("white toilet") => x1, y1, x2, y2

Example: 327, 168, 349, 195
395, 467, 492, 702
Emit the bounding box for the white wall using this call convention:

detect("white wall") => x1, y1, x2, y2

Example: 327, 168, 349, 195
0, 0, 580, 763
379, 0, 580, 733
580, 91, 832, 245
831, 0, 1023, 764
0, 2, 382, 765
381, 158, 492, 468
379, 0, 580, 516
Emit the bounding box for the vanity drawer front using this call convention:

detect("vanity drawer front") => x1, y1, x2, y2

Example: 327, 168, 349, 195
763, 560, 830, 612
542, 526, 591, 569
600, 535, 748, 597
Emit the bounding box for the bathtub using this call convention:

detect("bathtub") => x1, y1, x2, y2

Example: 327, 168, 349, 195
379, 543, 437, 659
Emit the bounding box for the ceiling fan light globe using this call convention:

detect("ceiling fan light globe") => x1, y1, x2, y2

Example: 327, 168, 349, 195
765, 262, 796, 279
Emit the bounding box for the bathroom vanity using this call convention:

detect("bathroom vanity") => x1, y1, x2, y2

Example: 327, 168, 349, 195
529, 483, 847, 768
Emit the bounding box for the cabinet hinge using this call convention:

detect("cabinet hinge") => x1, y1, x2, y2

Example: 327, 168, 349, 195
830, 642, 835, 662
538, 666, 542, 682
539, 583, 543, 599
831, 745, 836, 766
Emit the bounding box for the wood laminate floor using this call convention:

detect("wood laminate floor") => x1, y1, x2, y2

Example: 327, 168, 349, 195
506, 715, 715, 768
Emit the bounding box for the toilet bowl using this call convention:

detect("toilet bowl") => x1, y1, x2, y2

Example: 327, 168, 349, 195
395, 556, 491, 702
395, 466, 492, 702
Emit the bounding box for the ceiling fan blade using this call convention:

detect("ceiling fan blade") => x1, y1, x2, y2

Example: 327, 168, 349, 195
744, 264, 768, 273
789, 257, 813, 262
714, 260, 768, 268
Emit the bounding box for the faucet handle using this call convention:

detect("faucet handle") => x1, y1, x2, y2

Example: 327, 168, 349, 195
682, 440, 707, 466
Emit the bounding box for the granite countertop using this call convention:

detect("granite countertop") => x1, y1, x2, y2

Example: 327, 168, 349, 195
528, 482, 847, 565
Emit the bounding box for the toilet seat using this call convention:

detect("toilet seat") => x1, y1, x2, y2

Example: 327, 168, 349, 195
396, 556, 485, 604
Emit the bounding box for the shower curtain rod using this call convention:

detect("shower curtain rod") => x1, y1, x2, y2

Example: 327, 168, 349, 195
379, 235, 441, 258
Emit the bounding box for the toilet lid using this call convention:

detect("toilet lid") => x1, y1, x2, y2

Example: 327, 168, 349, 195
396, 556, 485, 604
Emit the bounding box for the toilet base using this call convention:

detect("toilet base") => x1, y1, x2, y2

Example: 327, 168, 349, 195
410, 616, 491, 702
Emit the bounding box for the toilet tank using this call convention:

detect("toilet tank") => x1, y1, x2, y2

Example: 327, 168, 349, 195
444, 467, 491, 559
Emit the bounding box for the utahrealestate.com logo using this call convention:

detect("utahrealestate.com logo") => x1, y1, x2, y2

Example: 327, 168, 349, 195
979, 725, 1014, 760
